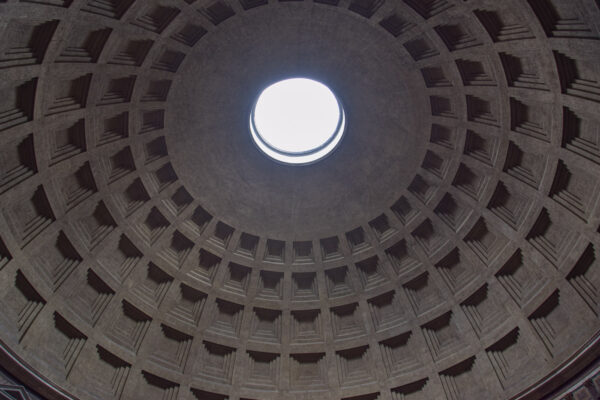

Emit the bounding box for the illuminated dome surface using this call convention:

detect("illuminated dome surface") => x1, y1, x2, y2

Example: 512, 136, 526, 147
0, 1, 599, 400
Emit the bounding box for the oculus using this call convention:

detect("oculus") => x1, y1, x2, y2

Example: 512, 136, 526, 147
250, 78, 346, 165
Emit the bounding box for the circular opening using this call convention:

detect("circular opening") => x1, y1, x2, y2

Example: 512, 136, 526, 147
250, 78, 346, 165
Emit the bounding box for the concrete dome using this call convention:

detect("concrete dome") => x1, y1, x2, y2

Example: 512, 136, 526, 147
0, 0, 599, 399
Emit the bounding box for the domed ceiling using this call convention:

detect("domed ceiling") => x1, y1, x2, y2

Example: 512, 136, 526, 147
0, 0, 599, 399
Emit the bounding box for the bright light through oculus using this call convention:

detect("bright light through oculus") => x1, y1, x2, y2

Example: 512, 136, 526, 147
250, 78, 346, 165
